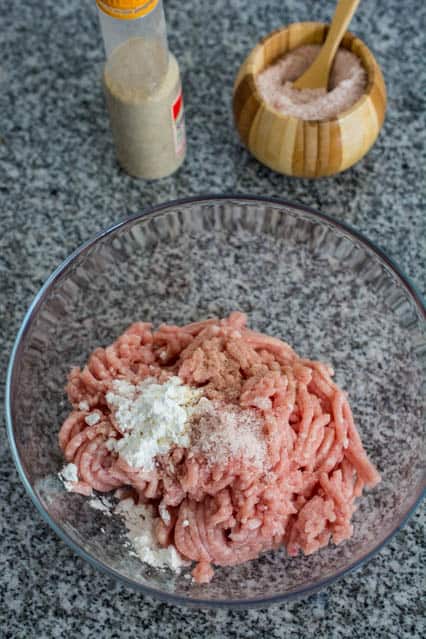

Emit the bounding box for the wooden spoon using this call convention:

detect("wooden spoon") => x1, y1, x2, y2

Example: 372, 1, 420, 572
293, 0, 361, 91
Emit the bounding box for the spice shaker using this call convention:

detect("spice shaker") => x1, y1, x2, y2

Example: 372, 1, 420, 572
96, 1, 186, 179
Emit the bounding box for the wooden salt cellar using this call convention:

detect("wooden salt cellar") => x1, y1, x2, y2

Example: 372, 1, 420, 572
233, 22, 387, 178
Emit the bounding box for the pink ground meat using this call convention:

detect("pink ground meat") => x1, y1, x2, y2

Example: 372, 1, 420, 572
59, 312, 380, 583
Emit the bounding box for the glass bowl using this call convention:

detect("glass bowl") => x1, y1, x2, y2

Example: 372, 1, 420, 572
6, 195, 425, 608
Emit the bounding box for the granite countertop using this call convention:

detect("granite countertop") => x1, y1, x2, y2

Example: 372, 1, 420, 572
0, 0, 424, 636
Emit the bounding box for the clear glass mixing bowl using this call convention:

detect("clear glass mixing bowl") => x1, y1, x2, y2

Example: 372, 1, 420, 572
6, 196, 425, 608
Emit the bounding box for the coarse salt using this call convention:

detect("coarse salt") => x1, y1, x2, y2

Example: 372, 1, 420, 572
256, 44, 367, 121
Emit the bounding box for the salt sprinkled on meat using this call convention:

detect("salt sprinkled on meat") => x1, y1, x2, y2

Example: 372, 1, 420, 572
190, 397, 267, 468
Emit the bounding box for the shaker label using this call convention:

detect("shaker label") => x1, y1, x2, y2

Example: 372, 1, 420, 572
171, 90, 186, 157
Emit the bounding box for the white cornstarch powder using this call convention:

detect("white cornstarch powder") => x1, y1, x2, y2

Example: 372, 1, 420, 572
106, 377, 202, 470
88, 495, 113, 516
115, 498, 189, 572
58, 462, 78, 491
85, 412, 100, 426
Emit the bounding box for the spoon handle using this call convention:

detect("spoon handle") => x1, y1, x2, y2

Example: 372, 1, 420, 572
321, 0, 361, 68
293, 0, 361, 90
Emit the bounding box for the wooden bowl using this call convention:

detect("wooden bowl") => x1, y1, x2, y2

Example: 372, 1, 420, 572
233, 22, 387, 178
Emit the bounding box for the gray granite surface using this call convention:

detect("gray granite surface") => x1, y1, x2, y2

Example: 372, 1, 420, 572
0, 0, 425, 637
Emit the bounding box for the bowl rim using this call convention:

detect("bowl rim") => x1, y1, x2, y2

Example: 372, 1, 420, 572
5, 194, 425, 608
236, 21, 386, 125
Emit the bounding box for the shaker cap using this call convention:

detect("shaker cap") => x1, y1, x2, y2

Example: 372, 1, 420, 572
96, 0, 159, 20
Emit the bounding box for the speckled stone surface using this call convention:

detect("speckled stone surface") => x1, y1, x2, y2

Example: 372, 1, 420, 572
0, 0, 424, 637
